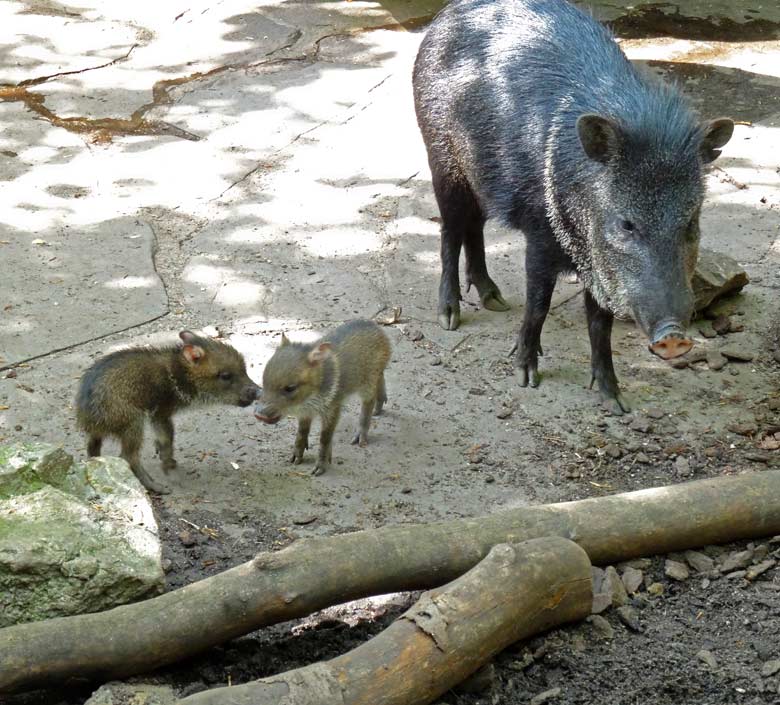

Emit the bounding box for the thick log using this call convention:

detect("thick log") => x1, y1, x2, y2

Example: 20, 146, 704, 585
3, 470, 780, 694
179, 537, 592, 705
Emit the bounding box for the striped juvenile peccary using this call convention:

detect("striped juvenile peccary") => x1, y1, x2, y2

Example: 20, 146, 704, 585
254, 320, 391, 475
76, 331, 260, 494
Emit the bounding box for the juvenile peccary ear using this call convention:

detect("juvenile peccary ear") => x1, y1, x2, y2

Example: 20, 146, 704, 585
280, 333, 290, 347
307, 342, 332, 366
179, 331, 205, 364
700, 118, 734, 163
576, 114, 621, 164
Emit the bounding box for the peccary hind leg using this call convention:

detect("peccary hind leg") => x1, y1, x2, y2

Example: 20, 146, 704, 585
432, 166, 507, 330
152, 414, 176, 472
121, 420, 169, 494
585, 290, 631, 415
313, 408, 341, 476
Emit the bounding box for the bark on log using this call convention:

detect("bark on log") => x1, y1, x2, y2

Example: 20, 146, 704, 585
3, 470, 780, 694
179, 537, 592, 705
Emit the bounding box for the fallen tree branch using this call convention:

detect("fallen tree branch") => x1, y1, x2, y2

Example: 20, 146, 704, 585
179, 537, 592, 705
3, 470, 780, 693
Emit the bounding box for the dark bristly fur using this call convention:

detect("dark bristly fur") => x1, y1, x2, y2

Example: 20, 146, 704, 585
255, 320, 391, 476
413, 0, 733, 414
76, 331, 260, 494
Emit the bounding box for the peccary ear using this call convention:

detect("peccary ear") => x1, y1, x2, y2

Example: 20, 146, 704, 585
179, 330, 198, 345
700, 118, 734, 163
307, 342, 332, 366
280, 333, 290, 347
577, 114, 621, 164
181, 344, 205, 364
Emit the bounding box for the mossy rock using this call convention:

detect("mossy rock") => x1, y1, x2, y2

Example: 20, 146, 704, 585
0, 442, 164, 627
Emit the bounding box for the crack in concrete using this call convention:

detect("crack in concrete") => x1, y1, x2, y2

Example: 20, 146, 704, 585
17, 44, 138, 88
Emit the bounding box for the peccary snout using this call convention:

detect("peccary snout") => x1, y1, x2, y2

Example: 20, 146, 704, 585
239, 383, 261, 407
648, 320, 694, 360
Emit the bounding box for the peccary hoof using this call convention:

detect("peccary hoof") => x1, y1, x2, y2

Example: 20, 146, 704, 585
438, 305, 461, 331
481, 291, 510, 312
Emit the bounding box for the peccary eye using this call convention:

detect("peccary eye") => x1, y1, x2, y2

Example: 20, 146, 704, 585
218, 371, 233, 381
283, 384, 298, 394
619, 219, 635, 233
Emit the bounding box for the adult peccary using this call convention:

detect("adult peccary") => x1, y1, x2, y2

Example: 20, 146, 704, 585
254, 320, 391, 475
412, 0, 734, 413
76, 331, 260, 494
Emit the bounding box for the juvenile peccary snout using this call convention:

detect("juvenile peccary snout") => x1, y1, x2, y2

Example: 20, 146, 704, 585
255, 320, 391, 476
412, 0, 735, 415
76, 330, 260, 494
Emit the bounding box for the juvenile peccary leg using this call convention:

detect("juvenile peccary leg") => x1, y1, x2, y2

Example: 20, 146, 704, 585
513, 245, 558, 388
87, 436, 103, 457
292, 417, 311, 465
314, 407, 341, 476
374, 374, 387, 416
152, 414, 176, 471
463, 206, 509, 314
121, 420, 168, 494
585, 290, 631, 415
351, 395, 376, 447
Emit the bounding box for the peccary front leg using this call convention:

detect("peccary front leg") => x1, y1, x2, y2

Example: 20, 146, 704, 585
291, 416, 312, 465
584, 290, 631, 415
512, 251, 557, 388
313, 407, 341, 476
152, 414, 176, 472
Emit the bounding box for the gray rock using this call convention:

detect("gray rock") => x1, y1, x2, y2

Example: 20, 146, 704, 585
591, 591, 612, 615
685, 550, 715, 574
591, 566, 606, 594
635, 452, 651, 464
692, 248, 749, 313
605, 566, 629, 606
616, 605, 642, 632
697, 649, 718, 670
674, 456, 691, 475
665, 559, 690, 581
587, 614, 614, 639
621, 567, 644, 595
721, 549, 755, 573
85, 682, 177, 705
0, 443, 163, 627
630, 418, 653, 433
530, 687, 561, 705
746, 560, 776, 581
719, 346, 754, 362
761, 660, 780, 678
706, 350, 728, 371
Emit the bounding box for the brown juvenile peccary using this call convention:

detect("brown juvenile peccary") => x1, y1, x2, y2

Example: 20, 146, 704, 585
76, 331, 260, 494
254, 320, 391, 475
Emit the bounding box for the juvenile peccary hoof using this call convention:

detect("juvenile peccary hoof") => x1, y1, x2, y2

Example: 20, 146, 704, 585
312, 462, 328, 477
350, 433, 368, 447
518, 364, 541, 388
480, 291, 510, 312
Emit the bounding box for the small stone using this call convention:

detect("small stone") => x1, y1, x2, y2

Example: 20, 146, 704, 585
409, 330, 424, 342
768, 398, 780, 411
745, 452, 771, 463
604, 443, 622, 459
430, 358, 442, 366
634, 452, 651, 464
753, 640, 775, 661
692, 248, 749, 312
5, 369, 17, 379
496, 407, 513, 419
484, 475, 495, 484
647, 582, 664, 597
645, 407, 665, 419
161, 558, 173, 573
685, 550, 715, 573
697, 649, 718, 669
591, 566, 606, 593
725, 569, 747, 580
292, 515, 317, 526
720, 549, 754, 572
706, 351, 728, 371
719, 347, 754, 362
616, 605, 641, 632
730, 322, 745, 333
530, 688, 561, 705
630, 418, 653, 434
468, 388, 485, 396
587, 614, 614, 639
583, 447, 598, 457
178, 530, 196, 547
761, 660, 780, 678
401, 487, 412, 494
746, 559, 776, 581
605, 566, 629, 606
728, 422, 758, 436
665, 559, 690, 581
621, 567, 644, 595
712, 314, 732, 335
670, 358, 690, 369
618, 558, 652, 571
698, 322, 718, 338
591, 592, 612, 615
675, 456, 691, 475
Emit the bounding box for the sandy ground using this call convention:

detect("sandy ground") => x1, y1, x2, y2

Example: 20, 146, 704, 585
1, 1, 779, 703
